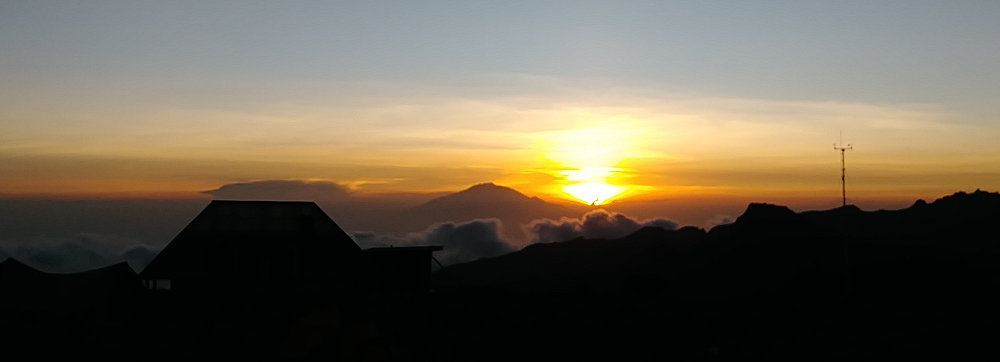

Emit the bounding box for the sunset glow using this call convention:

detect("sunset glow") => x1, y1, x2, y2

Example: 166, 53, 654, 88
563, 181, 627, 205
0, 2, 997, 211
559, 167, 627, 205
539, 126, 639, 205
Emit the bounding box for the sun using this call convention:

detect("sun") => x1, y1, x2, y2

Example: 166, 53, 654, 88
558, 166, 627, 205
541, 125, 636, 205
563, 182, 626, 205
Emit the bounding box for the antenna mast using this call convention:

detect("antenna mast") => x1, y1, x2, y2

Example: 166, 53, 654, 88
834, 132, 853, 207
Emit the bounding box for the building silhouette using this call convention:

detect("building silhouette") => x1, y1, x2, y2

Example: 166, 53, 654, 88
138, 200, 442, 359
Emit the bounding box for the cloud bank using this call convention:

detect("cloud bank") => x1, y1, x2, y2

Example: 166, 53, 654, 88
354, 218, 513, 266
354, 209, 680, 266
0, 234, 159, 273
526, 209, 679, 244
1, 205, 681, 272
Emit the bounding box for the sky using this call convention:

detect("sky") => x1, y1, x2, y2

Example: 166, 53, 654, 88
3, 1, 1000, 208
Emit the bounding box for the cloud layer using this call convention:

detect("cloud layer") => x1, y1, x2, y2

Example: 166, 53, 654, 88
354, 218, 513, 266
527, 209, 679, 244
1, 208, 681, 272
354, 209, 680, 266
0, 234, 159, 273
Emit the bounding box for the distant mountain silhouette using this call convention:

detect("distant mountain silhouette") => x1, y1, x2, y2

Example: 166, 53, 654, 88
396, 183, 586, 240
412, 182, 579, 219
429, 190, 1000, 361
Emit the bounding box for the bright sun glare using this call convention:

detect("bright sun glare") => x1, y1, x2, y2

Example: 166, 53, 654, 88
560, 167, 627, 205
544, 126, 634, 205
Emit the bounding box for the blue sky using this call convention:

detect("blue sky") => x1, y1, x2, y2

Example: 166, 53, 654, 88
5, 1, 997, 101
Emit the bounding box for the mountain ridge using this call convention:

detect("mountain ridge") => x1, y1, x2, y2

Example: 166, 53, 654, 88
412, 182, 576, 212
2, 189, 997, 360
438, 189, 1000, 277
428, 189, 1000, 360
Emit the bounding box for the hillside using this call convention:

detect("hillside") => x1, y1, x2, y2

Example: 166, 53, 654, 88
428, 190, 1000, 361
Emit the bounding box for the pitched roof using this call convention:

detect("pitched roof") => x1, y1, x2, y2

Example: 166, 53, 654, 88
139, 200, 362, 279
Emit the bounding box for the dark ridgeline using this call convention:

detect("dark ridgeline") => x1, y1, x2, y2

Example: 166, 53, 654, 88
1, 191, 999, 361
429, 190, 1000, 361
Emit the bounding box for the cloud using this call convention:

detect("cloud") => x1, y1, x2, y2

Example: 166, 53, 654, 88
706, 215, 736, 229
0, 234, 160, 273
353, 218, 514, 266
203, 179, 351, 201
526, 209, 679, 244
644, 218, 684, 231
352, 211, 682, 266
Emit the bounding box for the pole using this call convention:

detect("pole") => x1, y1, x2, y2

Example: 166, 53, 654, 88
834, 135, 852, 207
841, 148, 846, 207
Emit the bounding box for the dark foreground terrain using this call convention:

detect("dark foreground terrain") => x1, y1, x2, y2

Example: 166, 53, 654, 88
3, 190, 999, 361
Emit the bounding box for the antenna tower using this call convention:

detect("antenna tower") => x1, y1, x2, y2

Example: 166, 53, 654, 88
833, 132, 852, 207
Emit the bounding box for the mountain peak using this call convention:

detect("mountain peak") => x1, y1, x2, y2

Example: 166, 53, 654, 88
404, 183, 576, 234
922, 189, 1000, 219
452, 182, 532, 200
468, 182, 498, 189
411, 183, 531, 210
464, 182, 507, 192
933, 189, 999, 205
736, 202, 796, 224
